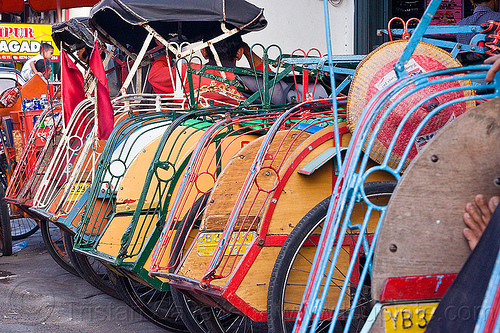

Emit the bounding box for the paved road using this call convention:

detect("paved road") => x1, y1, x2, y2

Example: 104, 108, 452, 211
0, 230, 171, 333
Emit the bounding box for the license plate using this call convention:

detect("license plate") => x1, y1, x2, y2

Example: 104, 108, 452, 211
67, 183, 90, 202
197, 232, 256, 257
384, 303, 438, 332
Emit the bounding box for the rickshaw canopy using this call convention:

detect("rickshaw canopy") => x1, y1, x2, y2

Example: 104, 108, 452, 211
89, 0, 267, 51
52, 17, 94, 52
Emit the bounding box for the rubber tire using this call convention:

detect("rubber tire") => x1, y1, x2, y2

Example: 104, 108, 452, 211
114, 273, 188, 332
170, 288, 213, 333
267, 181, 397, 333
0, 185, 12, 256
40, 219, 79, 276
170, 193, 213, 333
63, 231, 121, 299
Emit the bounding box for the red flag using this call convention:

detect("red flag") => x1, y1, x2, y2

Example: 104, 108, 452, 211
89, 41, 114, 140
61, 51, 85, 126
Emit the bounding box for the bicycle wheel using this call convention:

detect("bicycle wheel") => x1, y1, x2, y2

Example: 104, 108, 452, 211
0, 185, 12, 256
170, 287, 214, 333
10, 209, 39, 240
40, 219, 79, 276
114, 274, 188, 332
0, 153, 38, 241
170, 193, 267, 333
63, 231, 121, 299
267, 181, 396, 333
173, 287, 266, 333
202, 310, 267, 333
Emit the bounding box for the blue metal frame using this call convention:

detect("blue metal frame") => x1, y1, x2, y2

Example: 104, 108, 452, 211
292, 1, 500, 330
293, 63, 500, 332
395, 0, 443, 78
322, 0, 343, 183
378, 26, 487, 57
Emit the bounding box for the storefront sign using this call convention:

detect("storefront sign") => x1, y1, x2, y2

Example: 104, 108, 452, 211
0, 24, 60, 61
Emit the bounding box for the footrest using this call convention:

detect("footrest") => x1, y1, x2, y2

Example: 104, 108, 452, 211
298, 146, 347, 176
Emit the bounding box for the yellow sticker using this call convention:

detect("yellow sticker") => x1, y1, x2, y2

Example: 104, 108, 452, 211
67, 183, 90, 202
384, 303, 438, 333
197, 232, 256, 257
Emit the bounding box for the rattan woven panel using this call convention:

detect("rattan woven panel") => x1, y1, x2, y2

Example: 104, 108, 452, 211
347, 40, 474, 169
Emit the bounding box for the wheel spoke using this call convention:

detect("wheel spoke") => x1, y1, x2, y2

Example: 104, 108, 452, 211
268, 182, 396, 333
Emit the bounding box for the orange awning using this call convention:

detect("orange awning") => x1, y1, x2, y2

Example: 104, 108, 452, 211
28, 0, 99, 12
0, 0, 25, 14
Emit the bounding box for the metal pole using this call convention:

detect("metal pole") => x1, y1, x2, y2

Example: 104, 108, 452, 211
56, 0, 62, 23
323, 0, 342, 170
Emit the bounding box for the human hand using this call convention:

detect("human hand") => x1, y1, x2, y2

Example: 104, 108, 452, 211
240, 42, 262, 69
484, 54, 500, 82
0, 86, 19, 108
4, 94, 17, 108
241, 42, 251, 56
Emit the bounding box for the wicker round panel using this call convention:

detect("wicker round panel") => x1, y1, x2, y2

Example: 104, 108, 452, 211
347, 40, 474, 169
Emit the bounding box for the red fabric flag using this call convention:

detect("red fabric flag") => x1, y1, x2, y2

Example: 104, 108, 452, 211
61, 51, 85, 126
89, 41, 114, 140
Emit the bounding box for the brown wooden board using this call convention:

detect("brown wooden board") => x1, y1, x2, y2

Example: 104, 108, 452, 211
180, 130, 316, 295
201, 130, 310, 232
372, 97, 500, 300
187, 125, 394, 312
265, 126, 346, 235
264, 125, 392, 236
197, 127, 348, 311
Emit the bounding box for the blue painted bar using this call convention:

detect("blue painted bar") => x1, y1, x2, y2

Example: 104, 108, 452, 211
395, 0, 442, 78
474, 245, 500, 332
378, 25, 483, 36
297, 147, 347, 176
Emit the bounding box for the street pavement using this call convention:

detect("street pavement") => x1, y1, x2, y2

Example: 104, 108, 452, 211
0, 230, 170, 333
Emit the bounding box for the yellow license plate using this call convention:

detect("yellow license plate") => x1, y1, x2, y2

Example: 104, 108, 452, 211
67, 183, 91, 202
384, 303, 438, 332
197, 232, 256, 257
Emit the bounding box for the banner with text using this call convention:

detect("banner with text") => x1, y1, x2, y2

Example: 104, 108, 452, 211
0, 24, 60, 61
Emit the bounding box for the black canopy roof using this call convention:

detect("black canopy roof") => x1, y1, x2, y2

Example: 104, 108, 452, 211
89, 0, 267, 52
52, 17, 94, 52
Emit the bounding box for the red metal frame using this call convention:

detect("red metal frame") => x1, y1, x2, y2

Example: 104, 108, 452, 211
484, 281, 500, 333
204, 118, 345, 282
168, 127, 370, 321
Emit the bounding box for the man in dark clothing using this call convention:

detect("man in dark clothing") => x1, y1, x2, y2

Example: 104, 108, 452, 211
35, 58, 52, 81
148, 34, 328, 105
456, 0, 500, 45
